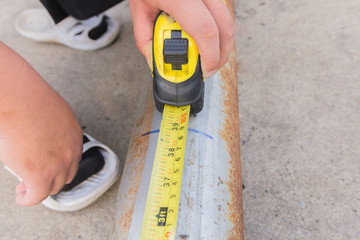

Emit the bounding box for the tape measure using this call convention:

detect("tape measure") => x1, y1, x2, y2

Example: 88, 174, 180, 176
140, 12, 204, 239
141, 104, 190, 239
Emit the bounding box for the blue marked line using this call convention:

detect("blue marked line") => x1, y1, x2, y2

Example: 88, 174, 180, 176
188, 128, 213, 139
142, 129, 160, 136
142, 128, 213, 139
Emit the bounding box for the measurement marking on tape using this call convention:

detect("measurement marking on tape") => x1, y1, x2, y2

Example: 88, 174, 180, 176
140, 105, 190, 240
142, 128, 213, 139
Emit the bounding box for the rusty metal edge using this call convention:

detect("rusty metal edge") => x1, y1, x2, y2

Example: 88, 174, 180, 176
110, 84, 155, 239
220, 51, 245, 239
222, 0, 245, 238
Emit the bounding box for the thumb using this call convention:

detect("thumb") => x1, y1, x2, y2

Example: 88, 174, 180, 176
15, 181, 51, 207
15, 182, 26, 196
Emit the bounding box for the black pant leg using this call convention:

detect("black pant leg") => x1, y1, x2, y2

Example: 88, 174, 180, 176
57, 0, 123, 20
40, 0, 68, 23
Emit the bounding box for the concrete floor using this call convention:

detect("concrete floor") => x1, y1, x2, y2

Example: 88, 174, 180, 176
0, 0, 359, 240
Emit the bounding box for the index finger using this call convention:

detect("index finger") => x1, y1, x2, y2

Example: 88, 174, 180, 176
203, 0, 235, 68
162, 0, 220, 77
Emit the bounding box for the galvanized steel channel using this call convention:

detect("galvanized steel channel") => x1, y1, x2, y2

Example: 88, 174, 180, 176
110, 2, 243, 238
110, 50, 243, 239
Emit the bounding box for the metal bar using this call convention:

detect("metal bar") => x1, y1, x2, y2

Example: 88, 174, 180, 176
110, 1, 243, 238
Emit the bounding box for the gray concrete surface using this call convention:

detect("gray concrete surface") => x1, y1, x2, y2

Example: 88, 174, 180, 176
0, 0, 359, 240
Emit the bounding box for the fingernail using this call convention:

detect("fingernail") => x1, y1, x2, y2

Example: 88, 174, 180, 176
146, 57, 151, 69
15, 182, 27, 194
204, 70, 217, 79
142, 41, 152, 69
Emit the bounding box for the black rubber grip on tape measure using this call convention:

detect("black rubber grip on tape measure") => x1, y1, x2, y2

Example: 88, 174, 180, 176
153, 58, 204, 114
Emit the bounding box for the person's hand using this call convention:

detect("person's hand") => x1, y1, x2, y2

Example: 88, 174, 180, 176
0, 42, 83, 206
128, 0, 235, 78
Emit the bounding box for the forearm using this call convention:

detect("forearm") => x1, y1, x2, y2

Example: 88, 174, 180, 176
0, 42, 83, 206
0, 42, 71, 135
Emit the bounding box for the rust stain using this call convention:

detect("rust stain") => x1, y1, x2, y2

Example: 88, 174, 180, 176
219, 1, 245, 239
111, 85, 155, 239
220, 46, 245, 240
183, 191, 193, 211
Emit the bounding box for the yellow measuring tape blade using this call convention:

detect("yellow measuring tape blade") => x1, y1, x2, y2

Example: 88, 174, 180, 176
141, 104, 191, 240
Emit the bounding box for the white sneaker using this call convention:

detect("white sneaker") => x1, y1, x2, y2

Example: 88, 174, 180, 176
42, 133, 122, 211
14, 8, 121, 50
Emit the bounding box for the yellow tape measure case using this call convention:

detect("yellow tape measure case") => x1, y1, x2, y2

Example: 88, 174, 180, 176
152, 12, 204, 113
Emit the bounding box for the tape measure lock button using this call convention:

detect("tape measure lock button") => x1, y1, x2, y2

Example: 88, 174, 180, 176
163, 30, 189, 70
